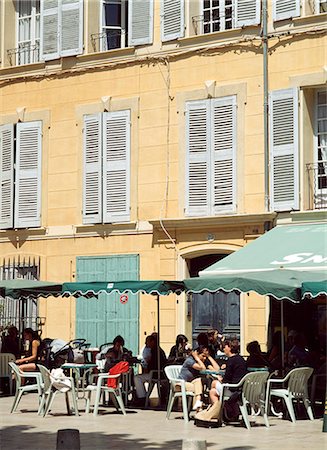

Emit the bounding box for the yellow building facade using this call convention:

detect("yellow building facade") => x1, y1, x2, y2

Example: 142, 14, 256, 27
0, 0, 326, 354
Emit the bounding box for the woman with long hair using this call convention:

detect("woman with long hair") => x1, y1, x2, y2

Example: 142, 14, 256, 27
15, 328, 42, 373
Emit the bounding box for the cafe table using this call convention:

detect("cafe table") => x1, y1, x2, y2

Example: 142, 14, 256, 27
61, 363, 97, 400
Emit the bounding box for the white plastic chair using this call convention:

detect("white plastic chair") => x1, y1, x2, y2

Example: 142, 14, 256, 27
164, 365, 194, 423
37, 365, 79, 417
85, 373, 126, 416
0, 353, 16, 395
9, 362, 43, 413
266, 366, 314, 423
221, 371, 270, 429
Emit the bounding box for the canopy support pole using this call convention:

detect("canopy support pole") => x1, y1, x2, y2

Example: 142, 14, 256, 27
156, 294, 161, 400
281, 299, 285, 372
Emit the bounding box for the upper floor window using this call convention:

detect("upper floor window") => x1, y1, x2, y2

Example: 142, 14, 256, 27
101, 0, 128, 51
192, 0, 260, 34
16, 0, 40, 65
313, 91, 327, 208
0, 122, 42, 229
185, 96, 237, 217
273, 0, 327, 21
92, 0, 153, 52
83, 111, 131, 224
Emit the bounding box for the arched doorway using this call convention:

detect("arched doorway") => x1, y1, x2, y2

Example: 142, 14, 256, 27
186, 254, 240, 346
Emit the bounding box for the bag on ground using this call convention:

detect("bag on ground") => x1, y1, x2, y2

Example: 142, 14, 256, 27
194, 401, 222, 428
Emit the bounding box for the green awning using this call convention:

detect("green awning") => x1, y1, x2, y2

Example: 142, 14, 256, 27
200, 223, 327, 275
184, 269, 327, 302
62, 280, 185, 297
0, 280, 62, 299
301, 280, 327, 298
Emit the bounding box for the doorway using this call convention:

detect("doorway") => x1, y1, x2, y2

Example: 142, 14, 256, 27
186, 254, 240, 346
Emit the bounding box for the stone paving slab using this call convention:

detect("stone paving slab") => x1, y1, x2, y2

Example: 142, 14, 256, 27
0, 394, 326, 450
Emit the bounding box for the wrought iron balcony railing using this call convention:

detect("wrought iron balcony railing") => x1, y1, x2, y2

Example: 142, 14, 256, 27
91, 29, 127, 53
7, 42, 40, 66
306, 161, 327, 210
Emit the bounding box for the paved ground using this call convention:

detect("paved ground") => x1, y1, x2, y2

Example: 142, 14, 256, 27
0, 393, 326, 450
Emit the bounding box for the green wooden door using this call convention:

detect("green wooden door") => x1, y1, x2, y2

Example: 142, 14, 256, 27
75, 254, 139, 355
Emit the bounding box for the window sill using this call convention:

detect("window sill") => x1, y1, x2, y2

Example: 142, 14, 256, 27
76, 47, 135, 64
0, 227, 47, 236
273, 12, 327, 25
177, 26, 256, 47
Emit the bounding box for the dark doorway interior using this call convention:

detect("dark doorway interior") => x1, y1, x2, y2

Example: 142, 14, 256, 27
187, 254, 240, 347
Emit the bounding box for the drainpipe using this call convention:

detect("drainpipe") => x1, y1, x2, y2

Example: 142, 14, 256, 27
262, 0, 270, 211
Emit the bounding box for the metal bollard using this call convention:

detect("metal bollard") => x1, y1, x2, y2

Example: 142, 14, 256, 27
56, 429, 80, 450
182, 439, 207, 450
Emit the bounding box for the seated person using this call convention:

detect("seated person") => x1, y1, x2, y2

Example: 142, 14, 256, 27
168, 334, 190, 364
246, 340, 270, 369
207, 329, 224, 358
134, 335, 167, 405
209, 339, 247, 419
287, 333, 311, 368
178, 345, 219, 412
15, 328, 42, 373
104, 335, 131, 372
1, 326, 21, 358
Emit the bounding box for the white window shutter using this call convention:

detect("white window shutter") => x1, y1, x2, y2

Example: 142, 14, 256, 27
15, 122, 42, 228
269, 88, 299, 211
128, 0, 154, 46
102, 110, 131, 223
61, 0, 83, 57
0, 124, 14, 230
273, 0, 301, 21
235, 0, 261, 27
41, 0, 60, 60
161, 0, 184, 42
212, 96, 237, 214
83, 114, 103, 224
185, 100, 210, 217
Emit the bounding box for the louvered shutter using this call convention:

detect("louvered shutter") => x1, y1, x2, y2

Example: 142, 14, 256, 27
61, 0, 83, 57
103, 110, 131, 223
269, 88, 299, 211
41, 0, 60, 60
128, 0, 154, 46
212, 96, 237, 214
185, 100, 210, 217
15, 122, 42, 228
83, 114, 103, 224
273, 0, 301, 21
161, 0, 184, 42
235, 0, 261, 27
0, 124, 14, 229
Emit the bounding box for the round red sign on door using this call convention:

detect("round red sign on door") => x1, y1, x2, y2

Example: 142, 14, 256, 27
120, 294, 128, 304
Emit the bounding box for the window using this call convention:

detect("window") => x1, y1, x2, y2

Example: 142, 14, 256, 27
16, 0, 40, 65
40, 0, 83, 61
269, 88, 299, 212
83, 111, 131, 224
314, 91, 327, 208
185, 96, 237, 216
0, 122, 42, 229
93, 0, 154, 51
193, 0, 260, 34
273, 0, 327, 21
203, 0, 233, 33
101, 0, 128, 50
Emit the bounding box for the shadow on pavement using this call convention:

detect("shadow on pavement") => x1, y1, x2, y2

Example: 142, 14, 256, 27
1, 425, 216, 450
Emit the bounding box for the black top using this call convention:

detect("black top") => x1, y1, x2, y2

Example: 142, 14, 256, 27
223, 354, 247, 384
246, 353, 270, 369
148, 347, 167, 372
1, 336, 21, 358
